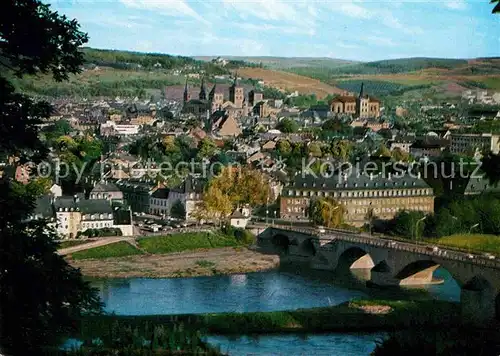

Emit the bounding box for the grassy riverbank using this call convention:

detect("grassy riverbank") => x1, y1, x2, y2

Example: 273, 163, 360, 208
137, 232, 241, 254
70, 241, 143, 260
432, 234, 500, 255
65, 232, 244, 261
78, 299, 460, 339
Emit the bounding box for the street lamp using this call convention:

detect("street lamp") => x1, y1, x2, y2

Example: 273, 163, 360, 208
469, 223, 479, 234
468, 223, 480, 253
451, 215, 458, 234
414, 216, 427, 245
328, 206, 340, 229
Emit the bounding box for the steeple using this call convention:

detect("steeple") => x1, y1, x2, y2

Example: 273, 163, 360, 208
231, 71, 238, 88
199, 76, 207, 100
359, 82, 365, 98
183, 78, 190, 103
208, 82, 216, 102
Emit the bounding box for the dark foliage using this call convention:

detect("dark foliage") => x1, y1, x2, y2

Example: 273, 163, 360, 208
0, 1, 103, 354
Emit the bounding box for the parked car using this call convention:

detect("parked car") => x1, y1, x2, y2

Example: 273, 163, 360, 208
316, 226, 326, 234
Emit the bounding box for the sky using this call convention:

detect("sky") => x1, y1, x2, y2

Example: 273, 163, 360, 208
50, 0, 500, 61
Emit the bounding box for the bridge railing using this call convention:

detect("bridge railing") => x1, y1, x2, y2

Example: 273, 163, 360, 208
266, 224, 500, 270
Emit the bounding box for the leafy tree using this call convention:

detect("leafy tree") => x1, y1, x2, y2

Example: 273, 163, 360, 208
170, 199, 186, 220
330, 139, 352, 162
276, 118, 299, 133
373, 144, 392, 158
307, 142, 323, 158
322, 118, 343, 132
277, 139, 292, 156
388, 211, 426, 240
0, 1, 103, 353
197, 137, 217, 160
308, 197, 345, 228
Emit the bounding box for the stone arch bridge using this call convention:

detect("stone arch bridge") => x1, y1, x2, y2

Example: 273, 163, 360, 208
256, 226, 500, 324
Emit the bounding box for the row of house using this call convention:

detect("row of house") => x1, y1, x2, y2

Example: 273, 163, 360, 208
388, 132, 500, 158
33, 183, 133, 238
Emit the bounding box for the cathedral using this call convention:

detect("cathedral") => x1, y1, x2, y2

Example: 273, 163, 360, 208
182, 75, 263, 119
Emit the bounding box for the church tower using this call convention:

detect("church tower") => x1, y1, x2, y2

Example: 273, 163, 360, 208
356, 82, 369, 118
208, 82, 216, 102
183, 78, 190, 103
229, 72, 244, 109
199, 77, 207, 100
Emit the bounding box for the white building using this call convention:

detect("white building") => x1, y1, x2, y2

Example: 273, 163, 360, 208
100, 120, 139, 136
149, 188, 170, 217
168, 176, 205, 221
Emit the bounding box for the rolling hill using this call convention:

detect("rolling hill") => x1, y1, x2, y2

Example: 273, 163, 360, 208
12, 48, 500, 100
236, 67, 347, 98
194, 56, 358, 70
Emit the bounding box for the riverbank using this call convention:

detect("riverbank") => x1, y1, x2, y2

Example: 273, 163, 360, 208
78, 299, 461, 339
68, 247, 280, 278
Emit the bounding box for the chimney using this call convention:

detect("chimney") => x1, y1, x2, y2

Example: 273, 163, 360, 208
370, 173, 373, 181
388, 173, 392, 180
417, 172, 421, 179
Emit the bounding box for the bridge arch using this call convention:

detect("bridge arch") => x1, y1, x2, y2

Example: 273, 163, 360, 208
298, 238, 316, 257
337, 247, 375, 270
271, 234, 290, 254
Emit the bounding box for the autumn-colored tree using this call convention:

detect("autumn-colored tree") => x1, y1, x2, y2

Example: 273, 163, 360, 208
309, 197, 345, 228
162, 136, 179, 154
202, 167, 272, 220
391, 147, 410, 162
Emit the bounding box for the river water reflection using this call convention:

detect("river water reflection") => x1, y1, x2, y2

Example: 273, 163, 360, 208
91, 267, 461, 355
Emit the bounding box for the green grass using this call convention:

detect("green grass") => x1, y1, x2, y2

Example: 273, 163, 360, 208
58, 240, 92, 249
69, 241, 142, 260
78, 299, 460, 339
433, 234, 500, 255
195, 260, 216, 268
137, 232, 241, 254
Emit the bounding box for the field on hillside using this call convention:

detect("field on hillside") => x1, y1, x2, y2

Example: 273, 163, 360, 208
195, 56, 358, 69
286, 57, 500, 97
13, 67, 185, 98
238, 67, 346, 98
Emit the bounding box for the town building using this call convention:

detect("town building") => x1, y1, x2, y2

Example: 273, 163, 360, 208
89, 182, 124, 202
115, 179, 159, 213
149, 188, 170, 217
34, 193, 133, 238
280, 171, 434, 226
168, 176, 206, 221
100, 120, 139, 136
450, 133, 500, 155
410, 137, 449, 158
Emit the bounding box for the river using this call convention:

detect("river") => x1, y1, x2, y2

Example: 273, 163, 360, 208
91, 267, 461, 355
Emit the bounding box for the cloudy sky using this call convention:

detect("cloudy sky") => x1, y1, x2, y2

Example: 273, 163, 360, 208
51, 0, 499, 61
